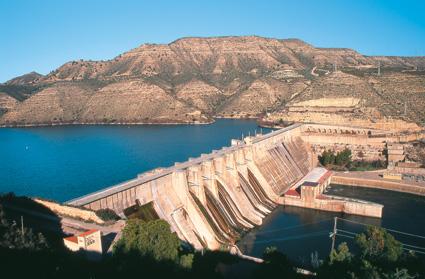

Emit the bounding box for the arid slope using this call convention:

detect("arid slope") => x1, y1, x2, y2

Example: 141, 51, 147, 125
1, 36, 424, 127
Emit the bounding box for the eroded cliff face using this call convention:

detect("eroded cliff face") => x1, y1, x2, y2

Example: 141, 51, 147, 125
0, 93, 18, 115
1, 36, 424, 127
262, 71, 425, 132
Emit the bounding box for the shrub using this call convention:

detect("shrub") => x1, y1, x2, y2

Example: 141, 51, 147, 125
0, 205, 48, 251
335, 148, 352, 166
319, 149, 336, 166
179, 253, 194, 269
113, 219, 181, 262
319, 148, 353, 168
96, 209, 120, 221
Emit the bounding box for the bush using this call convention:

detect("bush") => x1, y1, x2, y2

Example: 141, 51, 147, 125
113, 219, 181, 262
318, 227, 421, 278
319, 149, 336, 166
96, 209, 120, 221
0, 205, 48, 251
179, 253, 194, 269
319, 148, 353, 169
335, 148, 352, 166
349, 160, 387, 171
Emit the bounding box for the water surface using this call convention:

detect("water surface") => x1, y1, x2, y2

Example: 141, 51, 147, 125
2, 121, 424, 266
238, 185, 425, 266
0, 119, 269, 201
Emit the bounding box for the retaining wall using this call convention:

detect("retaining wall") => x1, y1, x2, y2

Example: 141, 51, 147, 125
331, 175, 425, 196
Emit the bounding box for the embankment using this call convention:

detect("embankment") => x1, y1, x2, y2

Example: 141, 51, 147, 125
331, 174, 425, 196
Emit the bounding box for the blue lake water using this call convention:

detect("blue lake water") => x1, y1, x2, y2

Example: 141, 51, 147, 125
0, 119, 270, 202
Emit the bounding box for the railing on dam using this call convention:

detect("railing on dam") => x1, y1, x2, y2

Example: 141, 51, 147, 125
66, 122, 396, 208
251, 123, 302, 144
67, 144, 242, 206
66, 123, 306, 207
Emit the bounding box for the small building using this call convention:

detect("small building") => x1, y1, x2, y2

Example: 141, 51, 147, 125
63, 229, 103, 256
285, 167, 333, 200
281, 167, 383, 218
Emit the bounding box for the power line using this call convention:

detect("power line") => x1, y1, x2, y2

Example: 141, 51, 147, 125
251, 218, 333, 236
334, 229, 425, 256
336, 217, 425, 240
330, 216, 425, 257
402, 248, 425, 255
336, 233, 354, 240
337, 229, 357, 236
402, 243, 425, 251
253, 230, 329, 245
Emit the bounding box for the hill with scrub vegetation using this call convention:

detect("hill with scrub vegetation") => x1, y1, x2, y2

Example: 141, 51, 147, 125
1, 36, 424, 129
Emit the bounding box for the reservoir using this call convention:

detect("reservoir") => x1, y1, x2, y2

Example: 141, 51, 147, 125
1, 119, 424, 265
0, 119, 270, 202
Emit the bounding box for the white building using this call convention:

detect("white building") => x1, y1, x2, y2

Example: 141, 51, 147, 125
63, 229, 103, 256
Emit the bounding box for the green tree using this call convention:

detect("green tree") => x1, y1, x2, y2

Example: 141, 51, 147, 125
113, 219, 181, 262
356, 226, 403, 263
330, 242, 353, 264
179, 253, 194, 269
0, 205, 48, 251
318, 227, 418, 279
335, 148, 352, 166
383, 268, 416, 279
319, 149, 336, 166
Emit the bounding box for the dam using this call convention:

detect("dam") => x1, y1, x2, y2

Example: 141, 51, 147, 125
67, 123, 423, 250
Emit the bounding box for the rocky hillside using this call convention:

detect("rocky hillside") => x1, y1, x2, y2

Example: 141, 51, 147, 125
1, 36, 424, 127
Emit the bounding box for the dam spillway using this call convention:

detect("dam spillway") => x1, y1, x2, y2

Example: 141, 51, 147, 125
66, 123, 410, 250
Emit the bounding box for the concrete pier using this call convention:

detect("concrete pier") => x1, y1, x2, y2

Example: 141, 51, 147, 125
278, 167, 383, 218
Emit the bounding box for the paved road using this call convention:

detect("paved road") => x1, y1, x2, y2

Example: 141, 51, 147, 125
2, 203, 125, 252
334, 170, 425, 188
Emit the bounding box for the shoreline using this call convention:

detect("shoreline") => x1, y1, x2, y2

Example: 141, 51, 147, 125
0, 119, 216, 128
0, 116, 273, 128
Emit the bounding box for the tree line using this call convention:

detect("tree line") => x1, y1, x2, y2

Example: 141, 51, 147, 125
319, 148, 386, 171
1, 198, 424, 278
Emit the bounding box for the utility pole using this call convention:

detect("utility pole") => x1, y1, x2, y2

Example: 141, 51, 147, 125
404, 102, 407, 116
21, 215, 24, 236
378, 61, 381, 76
334, 62, 337, 72
330, 217, 337, 254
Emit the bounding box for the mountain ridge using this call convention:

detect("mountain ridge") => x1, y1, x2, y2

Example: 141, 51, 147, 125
1, 36, 424, 128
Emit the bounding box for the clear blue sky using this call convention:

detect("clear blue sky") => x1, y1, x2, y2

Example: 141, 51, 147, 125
1, 0, 424, 82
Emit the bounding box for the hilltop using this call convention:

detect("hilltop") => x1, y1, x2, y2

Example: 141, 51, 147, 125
1, 36, 424, 128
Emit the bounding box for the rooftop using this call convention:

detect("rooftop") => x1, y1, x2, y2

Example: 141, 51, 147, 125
63, 229, 99, 244
291, 167, 332, 189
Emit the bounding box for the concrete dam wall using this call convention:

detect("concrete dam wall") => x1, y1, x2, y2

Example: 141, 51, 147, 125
67, 124, 319, 250
67, 123, 405, 250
